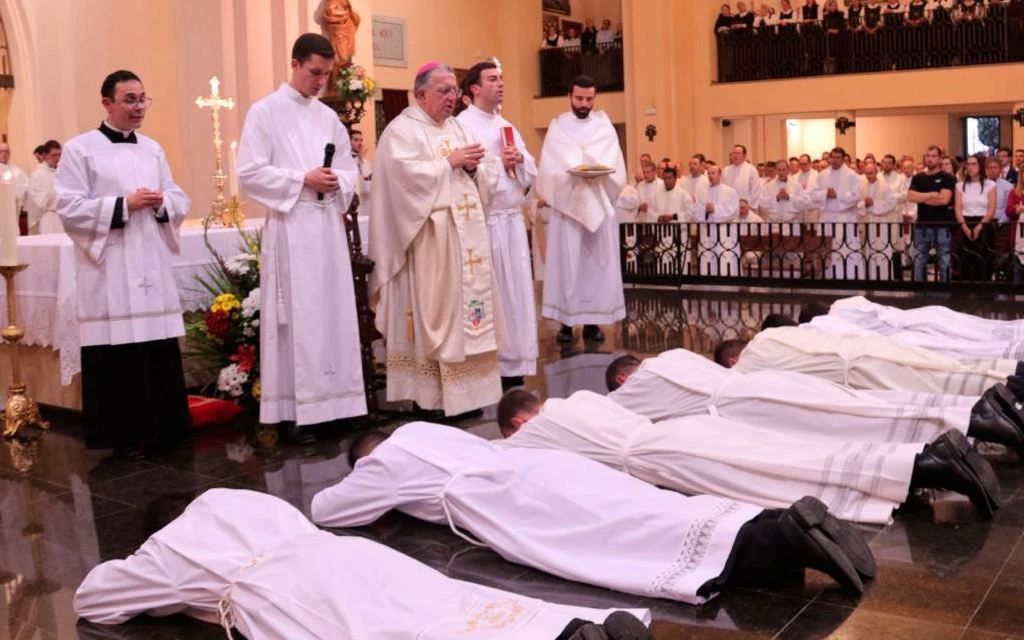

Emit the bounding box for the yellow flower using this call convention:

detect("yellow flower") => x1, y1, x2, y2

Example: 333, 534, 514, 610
364, 78, 375, 93
211, 293, 242, 314
251, 379, 262, 401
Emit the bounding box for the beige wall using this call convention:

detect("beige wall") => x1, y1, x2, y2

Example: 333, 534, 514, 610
554, 0, 622, 29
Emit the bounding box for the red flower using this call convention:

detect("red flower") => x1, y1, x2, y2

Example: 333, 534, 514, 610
230, 345, 257, 373
204, 309, 232, 339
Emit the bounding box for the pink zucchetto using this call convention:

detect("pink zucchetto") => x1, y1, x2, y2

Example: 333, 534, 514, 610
416, 62, 443, 78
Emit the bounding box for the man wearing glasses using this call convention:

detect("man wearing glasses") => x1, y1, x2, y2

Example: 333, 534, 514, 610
55, 69, 192, 460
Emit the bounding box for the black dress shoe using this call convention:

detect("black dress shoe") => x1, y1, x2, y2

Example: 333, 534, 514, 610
779, 496, 869, 593
582, 325, 605, 342
568, 622, 609, 640
281, 424, 316, 445
968, 387, 1024, 458
913, 430, 1000, 518
602, 611, 653, 640
113, 444, 145, 461
557, 325, 576, 345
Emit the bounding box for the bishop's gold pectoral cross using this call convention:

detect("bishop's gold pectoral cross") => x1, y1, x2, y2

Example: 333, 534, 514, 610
465, 248, 483, 276
437, 137, 454, 158
456, 193, 478, 222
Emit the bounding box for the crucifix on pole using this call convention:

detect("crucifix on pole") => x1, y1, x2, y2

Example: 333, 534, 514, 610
196, 77, 236, 225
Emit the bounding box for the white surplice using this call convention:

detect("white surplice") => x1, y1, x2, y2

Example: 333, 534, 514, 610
694, 183, 740, 276
610, 348, 970, 443
312, 422, 762, 605
55, 128, 189, 347
810, 165, 864, 279
76, 489, 648, 639
651, 183, 694, 221
860, 178, 897, 280
238, 83, 366, 425
537, 110, 626, 326
508, 392, 923, 524
635, 177, 663, 220
27, 163, 64, 234
457, 105, 538, 378
736, 327, 1009, 396
758, 177, 807, 224
679, 173, 710, 200
369, 105, 503, 416
721, 161, 761, 205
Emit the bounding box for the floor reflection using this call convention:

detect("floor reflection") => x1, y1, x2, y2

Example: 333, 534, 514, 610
3, 289, 1024, 638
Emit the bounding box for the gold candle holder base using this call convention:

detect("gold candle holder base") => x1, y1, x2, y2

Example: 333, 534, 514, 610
204, 195, 245, 228
0, 264, 49, 439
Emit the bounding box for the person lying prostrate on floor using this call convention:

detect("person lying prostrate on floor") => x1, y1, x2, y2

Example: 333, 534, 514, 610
606, 350, 1024, 459
806, 296, 1024, 361
496, 389, 1000, 524
312, 421, 879, 598
724, 326, 1014, 397
74, 489, 654, 640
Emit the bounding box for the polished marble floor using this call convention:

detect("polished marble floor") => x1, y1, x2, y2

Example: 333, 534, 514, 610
8, 289, 1024, 639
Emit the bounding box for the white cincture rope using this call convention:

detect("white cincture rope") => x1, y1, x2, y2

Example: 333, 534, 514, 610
440, 474, 489, 548
217, 551, 268, 639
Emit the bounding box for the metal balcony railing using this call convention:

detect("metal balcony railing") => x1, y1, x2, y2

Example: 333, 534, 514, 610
715, 5, 1024, 82
538, 42, 624, 97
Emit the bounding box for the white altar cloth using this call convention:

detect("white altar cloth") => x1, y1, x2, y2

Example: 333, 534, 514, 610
0, 220, 265, 386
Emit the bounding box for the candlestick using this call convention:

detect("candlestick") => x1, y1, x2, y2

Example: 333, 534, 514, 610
0, 172, 18, 267
0, 264, 48, 438
229, 141, 240, 199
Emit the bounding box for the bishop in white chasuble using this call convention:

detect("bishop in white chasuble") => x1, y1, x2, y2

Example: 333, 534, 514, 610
369, 63, 503, 416
55, 70, 191, 456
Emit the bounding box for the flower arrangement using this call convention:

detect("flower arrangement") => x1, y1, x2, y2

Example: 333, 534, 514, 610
333, 63, 375, 125
185, 226, 262, 405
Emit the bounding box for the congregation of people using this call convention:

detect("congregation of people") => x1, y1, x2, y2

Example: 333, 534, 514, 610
716, 0, 1020, 34
629, 144, 1024, 282
541, 17, 623, 51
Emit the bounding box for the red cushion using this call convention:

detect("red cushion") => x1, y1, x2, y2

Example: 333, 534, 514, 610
188, 395, 243, 428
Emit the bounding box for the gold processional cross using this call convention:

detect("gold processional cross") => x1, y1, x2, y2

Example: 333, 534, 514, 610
195, 77, 236, 224
456, 193, 478, 222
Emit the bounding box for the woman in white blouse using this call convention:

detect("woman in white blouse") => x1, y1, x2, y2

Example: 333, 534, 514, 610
955, 153, 997, 281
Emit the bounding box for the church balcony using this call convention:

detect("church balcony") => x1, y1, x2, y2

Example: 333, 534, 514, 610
538, 42, 624, 97
620, 220, 1021, 293
714, 6, 1024, 84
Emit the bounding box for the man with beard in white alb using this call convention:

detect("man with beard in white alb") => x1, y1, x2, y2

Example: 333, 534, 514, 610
497, 389, 1000, 523
314, 422, 879, 597
457, 60, 538, 390
75, 489, 654, 640
537, 75, 626, 347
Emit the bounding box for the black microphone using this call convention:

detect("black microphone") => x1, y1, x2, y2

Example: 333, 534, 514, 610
318, 142, 336, 201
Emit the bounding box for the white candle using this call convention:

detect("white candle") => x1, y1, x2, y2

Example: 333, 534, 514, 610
229, 141, 239, 199
0, 171, 18, 266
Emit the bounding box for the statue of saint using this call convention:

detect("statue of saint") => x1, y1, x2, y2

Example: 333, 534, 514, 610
314, 0, 360, 71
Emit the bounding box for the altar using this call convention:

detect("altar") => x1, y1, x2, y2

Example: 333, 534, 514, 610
0, 220, 265, 410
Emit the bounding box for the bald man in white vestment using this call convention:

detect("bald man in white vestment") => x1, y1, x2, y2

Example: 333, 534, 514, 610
605, 349, 1024, 459
721, 145, 761, 206
680, 156, 711, 200
313, 422, 880, 596
694, 164, 741, 276
537, 75, 627, 345
238, 35, 365, 441
369, 61, 503, 416
859, 161, 897, 280
75, 489, 654, 640
457, 61, 538, 386
731, 326, 1014, 397
497, 390, 1000, 523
